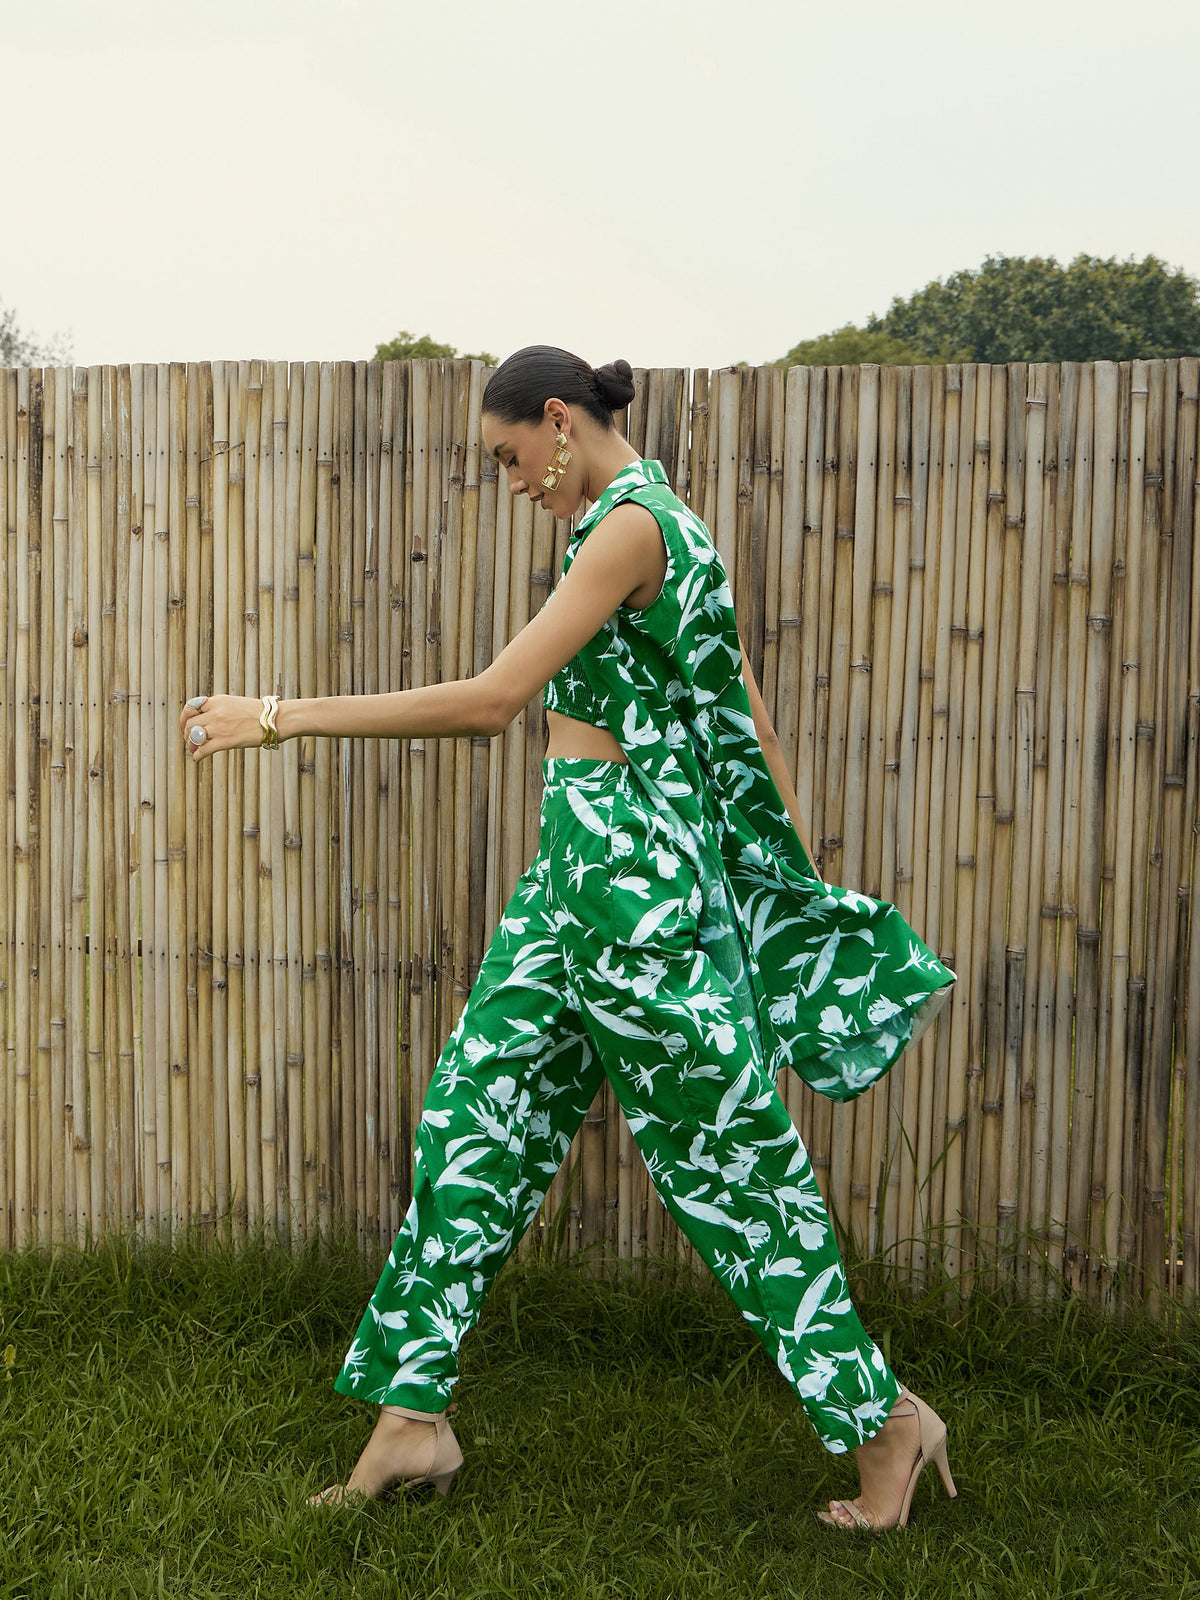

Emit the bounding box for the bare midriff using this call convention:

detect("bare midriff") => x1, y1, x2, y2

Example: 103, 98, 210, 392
544, 707, 627, 764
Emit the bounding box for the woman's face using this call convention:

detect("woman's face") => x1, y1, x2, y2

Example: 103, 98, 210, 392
480, 403, 581, 521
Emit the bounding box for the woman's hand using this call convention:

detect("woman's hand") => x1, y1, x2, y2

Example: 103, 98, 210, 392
178, 695, 270, 763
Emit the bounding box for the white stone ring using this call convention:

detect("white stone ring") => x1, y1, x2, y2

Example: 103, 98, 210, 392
189, 725, 207, 746
186, 695, 207, 710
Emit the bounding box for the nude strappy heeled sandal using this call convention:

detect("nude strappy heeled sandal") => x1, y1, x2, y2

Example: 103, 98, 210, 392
309, 1403, 464, 1507
817, 1388, 957, 1531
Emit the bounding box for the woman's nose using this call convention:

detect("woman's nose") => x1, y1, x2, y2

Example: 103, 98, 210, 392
507, 464, 529, 495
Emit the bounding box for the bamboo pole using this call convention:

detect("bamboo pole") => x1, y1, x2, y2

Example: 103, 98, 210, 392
29, 367, 48, 1243
313, 361, 336, 1231
842, 365, 876, 900
13, 369, 34, 1248
265, 362, 291, 1234
1133, 359, 1174, 1307
452, 365, 483, 1041
878, 366, 916, 1262
47, 371, 68, 1242
331, 361, 354, 1224
707, 368, 737, 587
1121, 363, 1162, 1290
910, 366, 957, 1283
421, 365, 445, 1160
1, 370, 14, 1248
31, 368, 50, 1246
966, 363, 1011, 1286
860, 365, 899, 1260
165, 363, 189, 1235
1091, 357, 1127, 1263
797, 369, 840, 1217
774, 365, 810, 1130
1099, 361, 1148, 1298
406, 361, 432, 1205
86, 368, 109, 1229
1027, 364, 1065, 1293
888, 365, 929, 1268
256, 362, 281, 1232
775, 364, 807, 858
359, 360, 382, 1238
443, 359, 476, 1222
97, 368, 125, 1228
239, 362, 263, 1231
389, 361, 415, 1213
188, 366, 212, 1222
277, 364, 304, 1233
1050, 364, 1091, 1293
1008, 366, 1048, 1287
1143, 359, 1194, 1309
142, 368, 165, 1228
761, 365, 785, 717
298, 362, 321, 1233
223, 361, 246, 1237
375, 362, 394, 1238
382, 362, 407, 1238
125, 363, 145, 1234
196, 365, 216, 1228
1167, 360, 1198, 1303
864, 366, 895, 903
112, 366, 136, 1232
1090, 363, 1132, 1303
839, 366, 877, 1255
803, 368, 830, 884
1180, 355, 1200, 1305
938, 365, 986, 1285
737, 367, 764, 672
1063, 363, 1115, 1302
209, 362, 231, 1232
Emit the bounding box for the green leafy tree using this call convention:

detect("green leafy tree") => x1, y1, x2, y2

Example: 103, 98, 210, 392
374, 329, 496, 364
1, 298, 71, 365
781, 254, 1200, 367
872, 254, 1200, 363
778, 323, 936, 368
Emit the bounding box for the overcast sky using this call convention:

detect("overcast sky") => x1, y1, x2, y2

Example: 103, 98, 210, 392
5, 0, 1200, 370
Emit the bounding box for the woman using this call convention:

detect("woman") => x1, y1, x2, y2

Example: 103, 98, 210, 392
180, 347, 956, 1531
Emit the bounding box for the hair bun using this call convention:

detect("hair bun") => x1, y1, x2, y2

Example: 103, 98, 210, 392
594, 359, 636, 411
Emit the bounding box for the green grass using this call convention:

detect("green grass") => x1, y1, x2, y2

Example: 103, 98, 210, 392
1, 1235, 1198, 1600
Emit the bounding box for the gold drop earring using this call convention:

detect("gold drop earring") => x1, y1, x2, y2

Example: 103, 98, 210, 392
541, 431, 571, 493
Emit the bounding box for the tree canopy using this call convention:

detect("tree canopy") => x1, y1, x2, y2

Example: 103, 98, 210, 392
374, 329, 496, 365
779, 254, 1200, 367
777, 324, 931, 368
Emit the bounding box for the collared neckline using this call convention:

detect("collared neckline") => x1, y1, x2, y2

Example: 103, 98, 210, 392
571, 458, 669, 540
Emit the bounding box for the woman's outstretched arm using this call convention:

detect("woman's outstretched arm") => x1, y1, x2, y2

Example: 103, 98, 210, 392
178, 504, 665, 762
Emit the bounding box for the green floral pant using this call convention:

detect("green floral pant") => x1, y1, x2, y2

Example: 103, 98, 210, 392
336, 759, 899, 1453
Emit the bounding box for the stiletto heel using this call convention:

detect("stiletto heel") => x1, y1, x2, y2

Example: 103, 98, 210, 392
928, 1432, 957, 1499
309, 1403, 463, 1507
818, 1387, 956, 1531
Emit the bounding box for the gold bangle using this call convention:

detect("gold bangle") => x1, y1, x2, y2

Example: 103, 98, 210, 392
260, 694, 280, 750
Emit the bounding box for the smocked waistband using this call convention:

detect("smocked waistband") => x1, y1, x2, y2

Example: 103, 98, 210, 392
541, 756, 629, 796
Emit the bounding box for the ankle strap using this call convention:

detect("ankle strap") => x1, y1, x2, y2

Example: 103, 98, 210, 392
381, 1403, 446, 1423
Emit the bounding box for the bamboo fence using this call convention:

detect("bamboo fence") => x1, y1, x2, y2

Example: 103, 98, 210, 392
1, 358, 1198, 1314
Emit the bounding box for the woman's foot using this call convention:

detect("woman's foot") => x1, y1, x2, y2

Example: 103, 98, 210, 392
818, 1388, 956, 1530
309, 1405, 463, 1506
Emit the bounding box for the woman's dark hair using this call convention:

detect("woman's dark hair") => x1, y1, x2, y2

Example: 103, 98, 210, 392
481, 345, 635, 430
